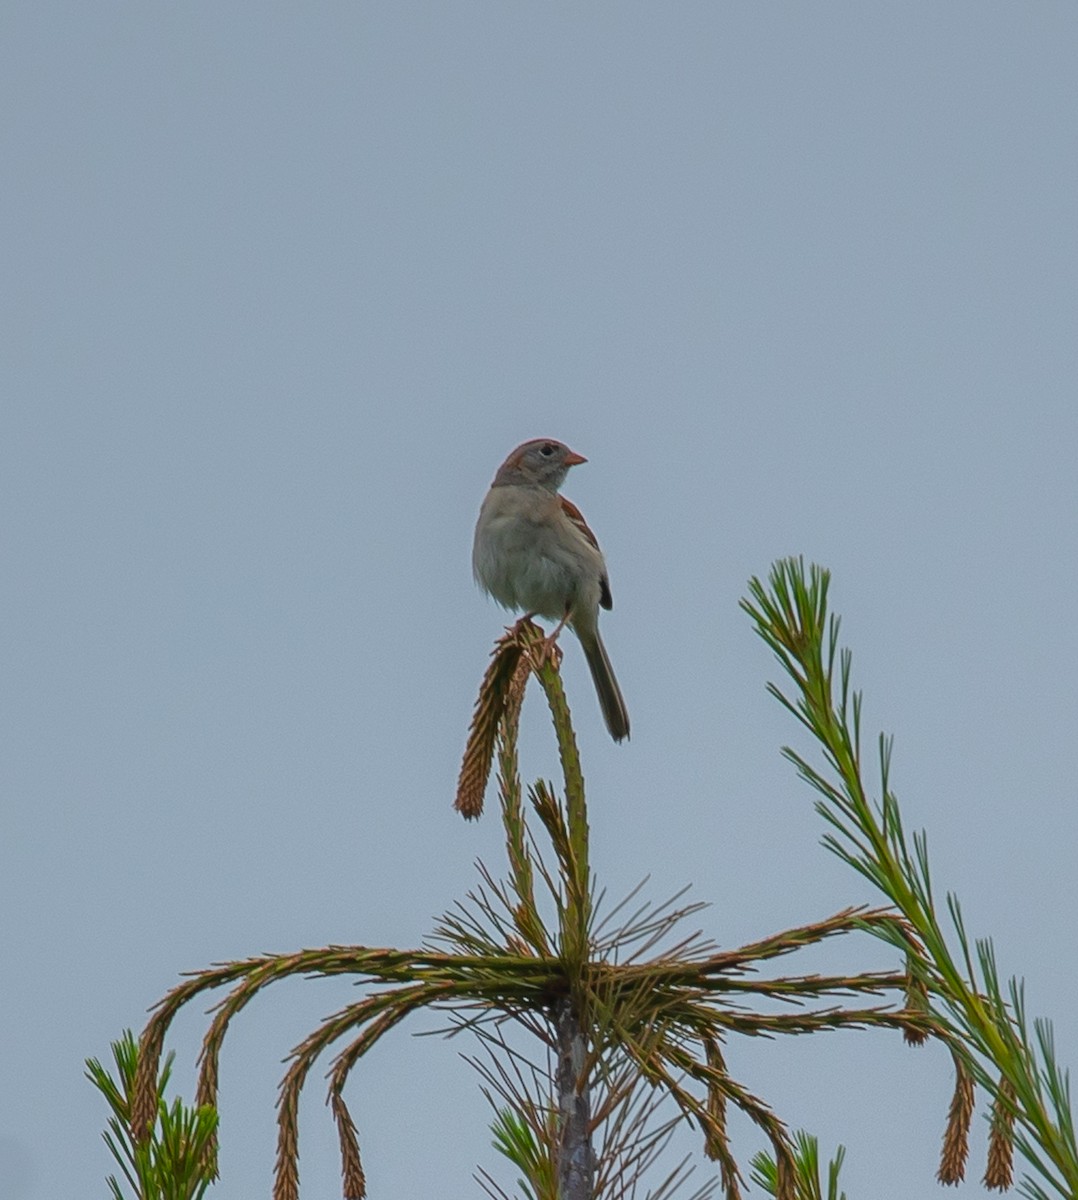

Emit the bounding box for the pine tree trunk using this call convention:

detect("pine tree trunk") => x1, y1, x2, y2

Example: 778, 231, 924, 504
555, 996, 593, 1200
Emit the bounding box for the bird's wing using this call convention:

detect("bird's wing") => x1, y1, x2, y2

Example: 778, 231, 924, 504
559, 495, 613, 610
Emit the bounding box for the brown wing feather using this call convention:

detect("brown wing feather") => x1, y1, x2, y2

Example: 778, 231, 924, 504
559, 495, 613, 610
558, 496, 599, 549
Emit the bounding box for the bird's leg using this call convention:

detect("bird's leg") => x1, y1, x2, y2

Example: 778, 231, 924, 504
535, 606, 571, 667
511, 610, 569, 668
507, 612, 538, 641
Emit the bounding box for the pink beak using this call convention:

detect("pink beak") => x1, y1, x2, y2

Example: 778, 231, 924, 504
564, 450, 587, 467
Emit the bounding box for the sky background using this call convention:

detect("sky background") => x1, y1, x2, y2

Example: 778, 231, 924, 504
4, 4, 1077, 1198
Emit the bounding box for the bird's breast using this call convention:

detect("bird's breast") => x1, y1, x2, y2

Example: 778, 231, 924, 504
473, 492, 603, 621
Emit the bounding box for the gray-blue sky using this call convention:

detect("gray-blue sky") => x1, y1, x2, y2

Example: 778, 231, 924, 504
3, 4, 1077, 1197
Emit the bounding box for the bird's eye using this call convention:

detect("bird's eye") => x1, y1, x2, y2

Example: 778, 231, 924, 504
540, 443, 555, 456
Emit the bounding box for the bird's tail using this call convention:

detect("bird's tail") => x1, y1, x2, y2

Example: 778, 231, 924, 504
579, 628, 630, 743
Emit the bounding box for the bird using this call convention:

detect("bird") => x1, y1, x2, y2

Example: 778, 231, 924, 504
472, 438, 630, 742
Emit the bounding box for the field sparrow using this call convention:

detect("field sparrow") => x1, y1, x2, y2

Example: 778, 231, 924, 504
473, 439, 630, 742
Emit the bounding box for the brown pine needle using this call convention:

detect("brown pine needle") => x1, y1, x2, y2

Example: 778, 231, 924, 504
274, 1066, 302, 1200
902, 958, 931, 1046
984, 1078, 1016, 1192
938, 1053, 975, 1185
456, 624, 530, 818
332, 1092, 367, 1200
130, 1023, 166, 1144
703, 1037, 743, 1200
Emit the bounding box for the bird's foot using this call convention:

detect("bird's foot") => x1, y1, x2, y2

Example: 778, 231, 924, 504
533, 612, 570, 669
